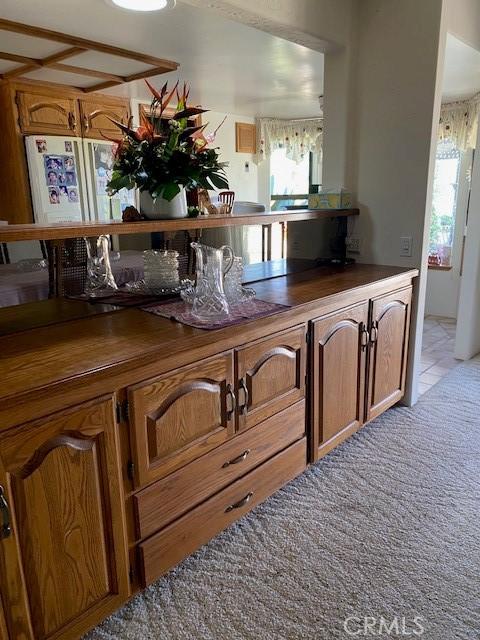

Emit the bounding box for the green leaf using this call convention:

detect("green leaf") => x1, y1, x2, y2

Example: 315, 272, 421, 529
162, 182, 181, 201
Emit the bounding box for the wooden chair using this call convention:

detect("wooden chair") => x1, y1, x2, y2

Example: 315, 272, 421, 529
218, 191, 235, 213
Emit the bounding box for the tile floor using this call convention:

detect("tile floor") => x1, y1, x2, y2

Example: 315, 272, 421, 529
420, 315, 459, 395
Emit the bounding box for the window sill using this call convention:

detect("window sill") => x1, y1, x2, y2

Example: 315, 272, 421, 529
428, 264, 452, 271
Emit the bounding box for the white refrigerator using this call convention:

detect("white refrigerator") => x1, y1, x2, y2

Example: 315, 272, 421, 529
25, 135, 136, 224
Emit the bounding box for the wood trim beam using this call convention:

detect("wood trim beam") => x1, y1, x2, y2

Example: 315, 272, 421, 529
0, 18, 179, 69
83, 80, 124, 93
0, 51, 39, 65
3, 46, 87, 79
49, 63, 125, 83
84, 65, 175, 93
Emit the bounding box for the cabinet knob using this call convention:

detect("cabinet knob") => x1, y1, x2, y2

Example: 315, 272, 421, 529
225, 491, 253, 513
369, 321, 378, 345
0, 485, 11, 540
222, 449, 250, 468
238, 378, 249, 415
225, 383, 236, 421
360, 324, 369, 351
68, 111, 77, 131
83, 114, 90, 132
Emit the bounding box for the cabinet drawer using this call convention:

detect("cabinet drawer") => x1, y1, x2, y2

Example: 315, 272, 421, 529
138, 438, 306, 585
134, 400, 305, 539
236, 325, 306, 432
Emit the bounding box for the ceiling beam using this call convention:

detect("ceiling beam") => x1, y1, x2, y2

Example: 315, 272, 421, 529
49, 63, 125, 83
0, 18, 179, 70
0, 51, 39, 65
3, 46, 87, 79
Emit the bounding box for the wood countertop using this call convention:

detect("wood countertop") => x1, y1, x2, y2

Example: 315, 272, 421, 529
0, 208, 359, 242
0, 264, 418, 424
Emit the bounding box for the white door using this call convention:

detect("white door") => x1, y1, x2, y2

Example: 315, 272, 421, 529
24, 136, 89, 224
83, 139, 137, 222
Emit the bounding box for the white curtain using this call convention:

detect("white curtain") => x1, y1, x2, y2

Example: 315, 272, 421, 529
439, 93, 480, 150
256, 118, 323, 164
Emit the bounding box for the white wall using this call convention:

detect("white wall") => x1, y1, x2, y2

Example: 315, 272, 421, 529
348, 0, 447, 405
455, 124, 480, 359
207, 111, 258, 202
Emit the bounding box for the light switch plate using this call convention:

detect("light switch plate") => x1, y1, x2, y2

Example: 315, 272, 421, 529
400, 236, 413, 257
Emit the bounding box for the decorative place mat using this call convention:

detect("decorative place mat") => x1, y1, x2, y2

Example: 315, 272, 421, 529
141, 298, 291, 330
70, 291, 177, 307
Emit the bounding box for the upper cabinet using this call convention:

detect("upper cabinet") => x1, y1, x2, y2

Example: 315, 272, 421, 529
15, 88, 131, 140
79, 98, 130, 139
366, 287, 413, 421
16, 90, 80, 136
0, 396, 130, 640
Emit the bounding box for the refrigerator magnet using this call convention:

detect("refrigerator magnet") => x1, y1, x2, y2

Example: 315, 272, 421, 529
36, 139, 47, 153
48, 187, 60, 204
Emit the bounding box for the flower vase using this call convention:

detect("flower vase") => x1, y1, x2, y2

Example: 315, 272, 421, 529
140, 189, 188, 220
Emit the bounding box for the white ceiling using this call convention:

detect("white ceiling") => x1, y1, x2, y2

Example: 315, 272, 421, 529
443, 34, 480, 102
0, 0, 324, 118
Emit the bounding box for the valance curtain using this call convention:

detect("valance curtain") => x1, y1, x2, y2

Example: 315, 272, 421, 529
256, 118, 323, 164
439, 93, 480, 150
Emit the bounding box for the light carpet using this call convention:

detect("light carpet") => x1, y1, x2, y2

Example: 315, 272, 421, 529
86, 358, 480, 640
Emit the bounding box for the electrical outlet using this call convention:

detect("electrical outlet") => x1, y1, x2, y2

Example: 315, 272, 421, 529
400, 236, 413, 257
345, 236, 361, 253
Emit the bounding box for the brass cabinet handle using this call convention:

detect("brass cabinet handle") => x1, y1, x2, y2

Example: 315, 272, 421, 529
83, 114, 90, 132
225, 383, 236, 421
369, 321, 378, 345
222, 449, 250, 468
360, 323, 369, 351
238, 378, 249, 415
68, 111, 77, 131
0, 485, 11, 540
225, 491, 254, 513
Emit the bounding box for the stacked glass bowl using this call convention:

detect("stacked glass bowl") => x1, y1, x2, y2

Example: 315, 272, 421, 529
143, 250, 180, 290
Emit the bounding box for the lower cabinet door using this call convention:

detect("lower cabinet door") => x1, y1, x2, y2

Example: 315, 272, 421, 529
128, 352, 235, 487
366, 287, 412, 421
0, 397, 129, 640
311, 302, 369, 460
235, 325, 306, 432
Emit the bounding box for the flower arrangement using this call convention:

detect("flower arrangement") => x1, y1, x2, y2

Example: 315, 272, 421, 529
107, 80, 229, 202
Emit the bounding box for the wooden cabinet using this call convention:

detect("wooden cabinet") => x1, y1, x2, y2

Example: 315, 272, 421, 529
236, 325, 306, 432
366, 287, 412, 421
311, 302, 369, 459
15, 90, 130, 139
133, 400, 305, 539
79, 98, 130, 139
0, 397, 129, 640
311, 286, 413, 461
16, 90, 80, 136
138, 438, 306, 586
128, 352, 235, 488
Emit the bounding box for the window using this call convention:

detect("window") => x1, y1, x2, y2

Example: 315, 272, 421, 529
429, 141, 461, 267
270, 148, 311, 210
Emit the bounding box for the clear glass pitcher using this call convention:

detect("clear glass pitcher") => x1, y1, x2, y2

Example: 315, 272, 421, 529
191, 242, 234, 321
84, 235, 118, 297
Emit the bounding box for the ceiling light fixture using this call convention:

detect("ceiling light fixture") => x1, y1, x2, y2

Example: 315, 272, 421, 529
107, 0, 176, 11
